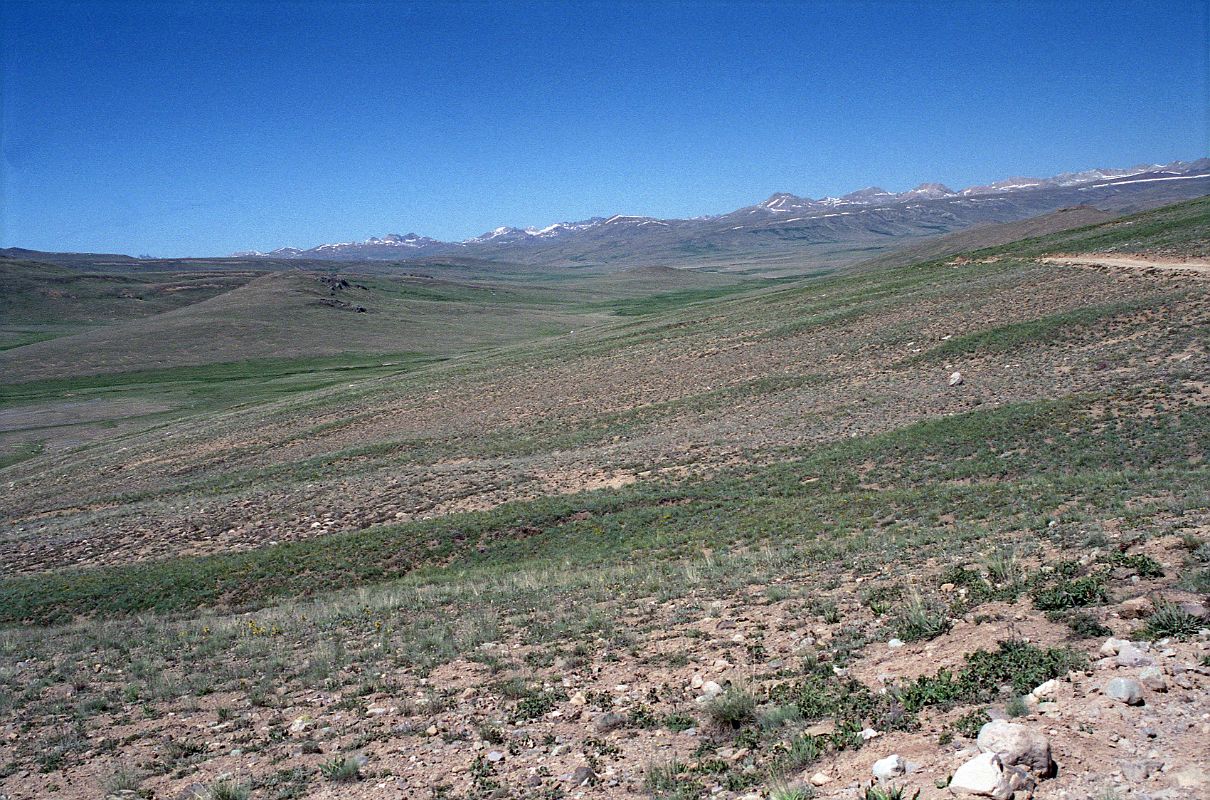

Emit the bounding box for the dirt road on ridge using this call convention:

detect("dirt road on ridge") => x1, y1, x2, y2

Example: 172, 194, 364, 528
1043, 254, 1210, 274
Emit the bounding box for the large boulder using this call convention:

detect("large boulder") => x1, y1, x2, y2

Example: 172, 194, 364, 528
976, 720, 1055, 777
949, 753, 1033, 799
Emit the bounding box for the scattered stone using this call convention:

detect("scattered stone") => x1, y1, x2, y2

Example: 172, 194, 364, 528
1179, 600, 1209, 619
1119, 597, 1153, 619
976, 720, 1054, 777
1106, 677, 1145, 705
1120, 759, 1163, 781
1170, 765, 1210, 789
1101, 637, 1129, 656
487, 750, 505, 763
1116, 643, 1156, 667
1030, 679, 1058, 700
721, 747, 749, 762
569, 691, 587, 706
593, 712, 626, 733
872, 753, 906, 781
176, 784, 207, 800
701, 680, 723, 698
949, 371, 964, 386
1139, 666, 1168, 692
888, 638, 905, 648
568, 765, 596, 787
810, 772, 832, 786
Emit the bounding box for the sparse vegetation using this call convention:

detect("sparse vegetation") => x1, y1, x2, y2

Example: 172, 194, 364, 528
1142, 600, 1204, 640
101, 764, 141, 793
645, 760, 698, 799
863, 782, 921, 800
318, 755, 362, 783
894, 592, 951, 642
769, 780, 815, 800
952, 708, 990, 739
1057, 611, 1113, 639
1032, 575, 1109, 611
204, 778, 250, 800
2, 197, 1208, 799
705, 685, 758, 729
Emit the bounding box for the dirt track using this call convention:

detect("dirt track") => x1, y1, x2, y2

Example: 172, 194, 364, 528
1043, 254, 1210, 275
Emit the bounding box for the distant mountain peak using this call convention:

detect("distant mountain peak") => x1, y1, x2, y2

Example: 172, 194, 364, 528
901, 183, 958, 200
232, 157, 1209, 261
760, 192, 803, 208
841, 186, 894, 201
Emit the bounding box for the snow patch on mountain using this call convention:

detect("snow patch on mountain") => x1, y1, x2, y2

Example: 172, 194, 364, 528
232, 158, 1209, 258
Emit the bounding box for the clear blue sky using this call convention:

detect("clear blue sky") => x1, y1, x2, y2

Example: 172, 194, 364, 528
2, 0, 1207, 256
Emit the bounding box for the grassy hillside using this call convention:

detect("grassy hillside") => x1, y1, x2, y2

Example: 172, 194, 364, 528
0, 260, 258, 350
0, 262, 772, 472
975, 194, 1210, 259
851, 206, 1118, 272
0, 197, 1207, 800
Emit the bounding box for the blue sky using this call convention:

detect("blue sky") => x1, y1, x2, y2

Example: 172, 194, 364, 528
1, 0, 1206, 256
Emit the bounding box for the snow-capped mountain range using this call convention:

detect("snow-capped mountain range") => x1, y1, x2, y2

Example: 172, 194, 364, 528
233, 159, 1210, 263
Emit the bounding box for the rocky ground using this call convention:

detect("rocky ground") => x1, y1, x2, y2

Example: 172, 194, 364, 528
2, 218, 1209, 800
2, 258, 1206, 574
2, 524, 1208, 800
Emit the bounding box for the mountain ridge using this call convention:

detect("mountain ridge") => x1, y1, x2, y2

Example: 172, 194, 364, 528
235, 158, 1210, 262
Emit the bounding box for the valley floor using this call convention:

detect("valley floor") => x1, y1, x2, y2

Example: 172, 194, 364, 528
1, 198, 1209, 800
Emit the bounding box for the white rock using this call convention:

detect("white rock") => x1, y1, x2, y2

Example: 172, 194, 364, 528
1106, 677, 1144, 705
949, 371, 964, 386
810, 772, 832, 786
1100, 637, 1129, 656
950, 753, 1015, 799
888, 638, 905, 648
701, 680, 723, 698
872, 754, 906, 781
976, 720, 1053, 776
1030, 679, 1058, 700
